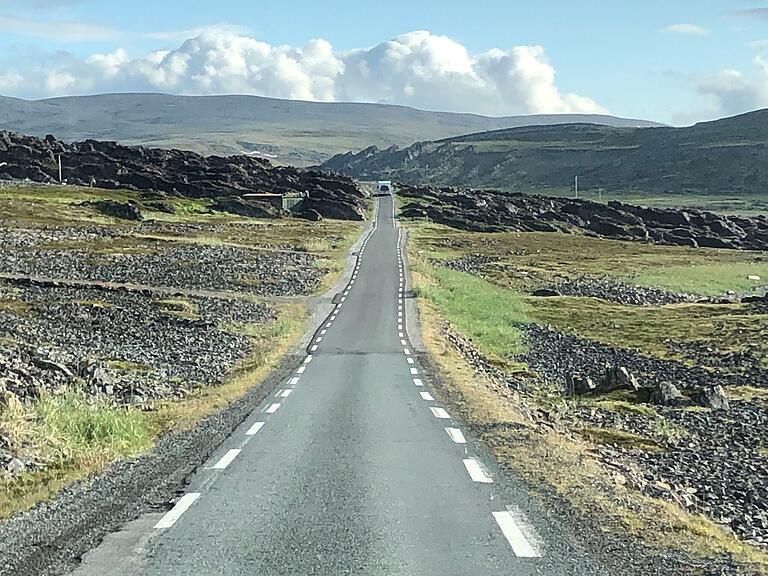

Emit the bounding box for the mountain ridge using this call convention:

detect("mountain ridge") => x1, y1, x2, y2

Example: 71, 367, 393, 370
317, 108, 768, 197
0, 92, 662, 166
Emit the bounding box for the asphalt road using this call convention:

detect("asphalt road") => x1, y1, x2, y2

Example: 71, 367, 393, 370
72, 195, 603, 576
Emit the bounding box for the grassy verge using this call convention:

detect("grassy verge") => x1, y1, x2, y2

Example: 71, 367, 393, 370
414, 281, 768, 572
413, 264, 528, 363
0, 389, 153, 519
405, 221, 768, 571
0, 302, 307, 519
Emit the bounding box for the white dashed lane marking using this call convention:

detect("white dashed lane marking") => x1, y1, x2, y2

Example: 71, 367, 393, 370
211, 449, 241, 470
463, 458, 493, 483
289, 376, 300, 386
492, 509, 543, 558
154, 493, 201, 529
311, 345, 318, 352
413, 378, 424, 387
280, 389, 293, 398
245, 421, 265, 436
419, 391, 434, 401
297, 366, 306, 374
266, 403, 281, 414
406, 357, 415, 364
445, 427, 467, 444
429, 406, 450, 419
304, 355, 313, 364
410, 367, 419, 375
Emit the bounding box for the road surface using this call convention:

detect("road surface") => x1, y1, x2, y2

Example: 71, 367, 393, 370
72, 195, 601, 575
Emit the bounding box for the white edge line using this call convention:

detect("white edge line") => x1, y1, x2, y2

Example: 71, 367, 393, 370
266, 403, 281, 413
154, 493, 201, 529
492, 510, 542, 558
413, 378, 424, 386
429, 406, 450, 419
419, 391, 434, 401
246, 421, 265, 436
211, 448, 241, 470
463, 458, 493, 483
445, 427, 467, 444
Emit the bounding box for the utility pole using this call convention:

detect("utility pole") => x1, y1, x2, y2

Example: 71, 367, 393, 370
574, 175, 578, 199
57, 154, 63, 183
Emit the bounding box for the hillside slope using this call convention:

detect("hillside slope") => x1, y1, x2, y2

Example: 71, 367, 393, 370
0, 93, 660, 165
318, 109, 768, 197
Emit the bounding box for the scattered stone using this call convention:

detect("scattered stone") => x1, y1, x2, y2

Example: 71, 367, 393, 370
650, 382, 686, 407
694, 386, 730, 411
532, 288, 561, 297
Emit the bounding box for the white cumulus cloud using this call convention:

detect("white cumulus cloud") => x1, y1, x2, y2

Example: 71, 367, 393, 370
0, 29, 605, 116
697, 54, 768, 116
662, 23, 709, 36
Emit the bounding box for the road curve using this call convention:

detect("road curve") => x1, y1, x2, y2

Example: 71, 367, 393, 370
72, 194, 603, 576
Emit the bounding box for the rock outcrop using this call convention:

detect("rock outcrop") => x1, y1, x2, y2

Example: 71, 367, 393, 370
397, 185, 768, 251
0, 131, 366, 221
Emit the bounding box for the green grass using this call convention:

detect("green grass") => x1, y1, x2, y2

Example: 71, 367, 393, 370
408, 223, 768, 296
528, 296, 768, 366
633, 263, 768, 296
0, 388, 152, 518
415, 265, 528, 361
579, 427, 663, 452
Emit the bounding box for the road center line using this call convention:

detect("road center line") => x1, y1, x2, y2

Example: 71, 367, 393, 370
463, 458, 493, 483
154, 493, 201, 529
211, 449, 241, 470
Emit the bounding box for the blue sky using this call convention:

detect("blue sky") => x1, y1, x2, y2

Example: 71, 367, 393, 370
1, 0, 767, 124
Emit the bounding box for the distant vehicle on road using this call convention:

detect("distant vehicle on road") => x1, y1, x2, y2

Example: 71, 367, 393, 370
376, 180, 393, 195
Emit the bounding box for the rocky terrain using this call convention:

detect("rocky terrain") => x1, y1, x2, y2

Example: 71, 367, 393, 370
398, 184, 768, 250
0, 131, 366, 221
0, 224, 320, 296
319, 108, 768, 197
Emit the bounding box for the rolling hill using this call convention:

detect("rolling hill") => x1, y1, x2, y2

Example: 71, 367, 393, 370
318, 109, 768, 201
0, 93, 660, 166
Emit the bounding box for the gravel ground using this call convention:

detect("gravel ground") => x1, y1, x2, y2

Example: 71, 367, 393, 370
520, 324, 768, 549
0, 281, 275, 403
0, 225, 321, 296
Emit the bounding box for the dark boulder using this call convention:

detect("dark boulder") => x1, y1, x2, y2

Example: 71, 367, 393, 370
650, 382, 687, 407
82, 200, 143, 221
694, 386, 730, 411
296, 208, 323, 222
211, 197, 280, 219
